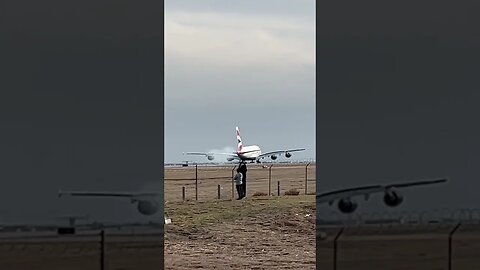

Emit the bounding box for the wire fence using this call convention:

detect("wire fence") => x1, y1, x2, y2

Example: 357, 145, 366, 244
317, 208, 480, 270
164, 163, 316, 202
0, 229, 163, 270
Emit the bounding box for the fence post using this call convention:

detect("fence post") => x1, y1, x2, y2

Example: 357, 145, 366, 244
277, 181, 280, 196
100, 230, 105, 270
182, 186, 186, 201
333, 227, 345, 270
448, 222, 461, 270
231, 166, 236, 200
195, 164, 198, 201
217, 185, 221, 199
268, 165, 274, 195
305, 162, 311, 195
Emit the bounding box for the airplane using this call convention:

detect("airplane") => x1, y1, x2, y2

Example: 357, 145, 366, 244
58, 178, 447, 216
183, 126, 305, 163
317, 178, 448, 214
58, 190, 161, 216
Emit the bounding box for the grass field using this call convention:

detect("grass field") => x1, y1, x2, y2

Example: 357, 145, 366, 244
164, 195, 316, 269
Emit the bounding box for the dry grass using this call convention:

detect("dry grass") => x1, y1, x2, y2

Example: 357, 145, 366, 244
164, 163, 316, 202
164, 195, 316, 269
285, 188, 300, 196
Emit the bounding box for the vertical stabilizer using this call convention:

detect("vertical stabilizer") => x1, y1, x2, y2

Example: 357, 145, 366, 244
236, 126, 243, 153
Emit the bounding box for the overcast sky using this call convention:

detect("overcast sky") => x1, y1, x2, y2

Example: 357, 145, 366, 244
164, 0, 316, 163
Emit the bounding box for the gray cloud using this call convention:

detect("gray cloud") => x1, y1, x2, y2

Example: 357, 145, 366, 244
165, 0, 315, 17
165, 1, 315, 163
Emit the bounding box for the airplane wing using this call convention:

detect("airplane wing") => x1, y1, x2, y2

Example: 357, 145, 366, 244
184, 152, 238, 156
58, 190, 160, 199
183, 152, 240, 160
183, 152, 211, 156
256, 148, 305, 160
317, 178, 448, 204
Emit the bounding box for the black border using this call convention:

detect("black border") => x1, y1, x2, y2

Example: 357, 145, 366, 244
316, 0, 480, 269
1, 0, 165, 268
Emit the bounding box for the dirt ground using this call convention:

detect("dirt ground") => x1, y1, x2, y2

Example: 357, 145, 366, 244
164, 195, 317, 270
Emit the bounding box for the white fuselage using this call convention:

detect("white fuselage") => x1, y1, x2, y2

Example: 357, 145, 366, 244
237, 145, 261, 160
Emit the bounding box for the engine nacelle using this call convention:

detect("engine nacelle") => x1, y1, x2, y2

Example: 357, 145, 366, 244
285, 152, 292, 158
383, 189, 403, 207
271, 155, 277, 160
137, 200, 159, 216
226, 157, 235, 161
207, 154, 215, 161
337, 198, 358, 213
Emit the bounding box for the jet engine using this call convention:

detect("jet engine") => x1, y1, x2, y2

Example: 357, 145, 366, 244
270, 155, 277, 160
337, 198, 358, 213
383, 189, 403, 207
285, 152, 292, 158
137, 200, 159, 216
226, 157, 235, 161
207, 154, 215, 161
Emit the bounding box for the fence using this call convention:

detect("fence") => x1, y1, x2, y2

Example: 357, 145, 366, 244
164, 163, 316, 202
0, 229, 163, 270
317, 208, 480, 270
